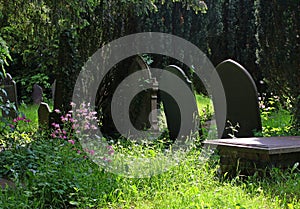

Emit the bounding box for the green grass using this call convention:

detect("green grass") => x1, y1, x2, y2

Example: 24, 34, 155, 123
18, 103, 40, 129
195, 93, 214, 117
260, 108, 294, 136
0, 102, 299, 208
0, 136, 299, 208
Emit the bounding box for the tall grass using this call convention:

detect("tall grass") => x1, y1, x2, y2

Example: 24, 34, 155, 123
1, 137, 299, 208
0, 100, 299, 208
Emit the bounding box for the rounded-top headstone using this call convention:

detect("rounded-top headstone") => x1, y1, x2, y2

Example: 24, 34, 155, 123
216, 59, 262, 138
159, 65, 199, 141
32, 84, 43, 104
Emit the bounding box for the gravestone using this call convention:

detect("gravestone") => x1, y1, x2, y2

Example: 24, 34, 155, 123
38, 102, 51, 128
51, 80, 56, 101
159, 65, 199, 141
127, 56, 158, 132
0, 73, 18, 118
216, 59, 262, 138
150, 79, 159, 132
32, 83, 43, 104
96, 55, 159, 139
48, 79, 61, 127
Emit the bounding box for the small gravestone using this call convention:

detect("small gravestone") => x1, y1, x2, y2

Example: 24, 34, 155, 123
159, 65, 199, 141
0, 73, 18, 118
38, 102, 51, 128
51, 80, 56, 101
216, 59, 262, 138
150, 78, 159, 132
32, 84, 43, 104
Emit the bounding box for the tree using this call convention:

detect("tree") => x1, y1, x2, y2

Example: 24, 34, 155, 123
256, 0, 300, 129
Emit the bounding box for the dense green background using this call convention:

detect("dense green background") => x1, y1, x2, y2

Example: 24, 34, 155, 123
0, 0, 299, 128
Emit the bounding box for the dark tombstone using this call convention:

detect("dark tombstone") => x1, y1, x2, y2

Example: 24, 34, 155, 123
159, 65, 199, 142
128, 56, 158, 132
32, 84, 43, 104
38, 102, 51, 128
51, 80, 56, 101
49, 80, 61, 128
216, 59, 262, 138
150, 78, 159, 133
0, 73, 18, 118
96, 55, 159, 139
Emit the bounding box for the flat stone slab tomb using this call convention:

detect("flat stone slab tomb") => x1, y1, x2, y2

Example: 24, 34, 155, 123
203, 136, 300, 176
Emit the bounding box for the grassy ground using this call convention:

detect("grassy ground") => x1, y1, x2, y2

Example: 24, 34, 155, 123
195, 94, 214, 117
0, 98, 299, 208
18, 103, 40, 129
0, 136, 299, 208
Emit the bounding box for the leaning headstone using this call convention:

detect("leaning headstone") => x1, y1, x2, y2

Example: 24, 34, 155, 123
96, 55, 159, 139
38, 102, 51, 128
32, 84, 43, 104
127, 56, 158, 132
216, 59, 262, 138
159, 65, 199, 142
0, 73, 18, 118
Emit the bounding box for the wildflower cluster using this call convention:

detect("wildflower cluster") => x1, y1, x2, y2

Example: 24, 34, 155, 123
51, 102, 98, 139
9, 115, 31, 131
103, 145, 114, 162
50, 102, 100, 159
1, 115, 33, 150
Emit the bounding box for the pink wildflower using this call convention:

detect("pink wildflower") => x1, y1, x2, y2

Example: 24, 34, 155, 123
103, 157, 112, 163
107, 146, 114, 155
72, 123, 79, 129
70, 102, 76, 107
52, 123, 60, 129
68, 139, 75, 145
54, 109, 61, 113
61, 115, 68, 122
84, 123, 90, 130
89, 150, 95, 155
90, 125, 98, 130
